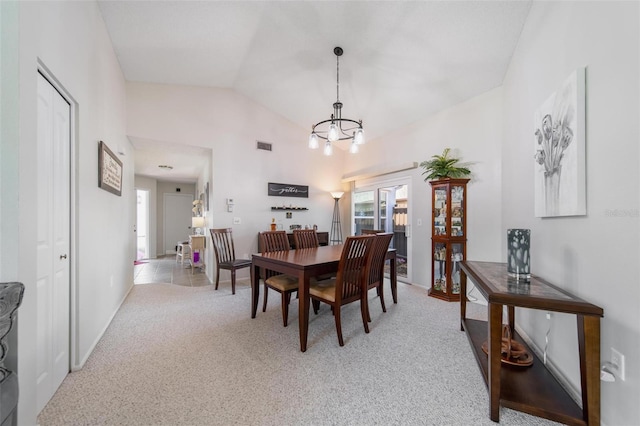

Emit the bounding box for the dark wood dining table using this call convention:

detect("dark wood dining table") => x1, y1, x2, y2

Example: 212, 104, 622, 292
251, 244, 397, 352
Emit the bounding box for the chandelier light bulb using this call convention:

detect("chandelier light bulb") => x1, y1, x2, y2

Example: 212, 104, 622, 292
323, 141, 333, 156
328, 123, 339, 142
308, 132, 319, 149
349, 140, 359, 154
354, 128, 365, 145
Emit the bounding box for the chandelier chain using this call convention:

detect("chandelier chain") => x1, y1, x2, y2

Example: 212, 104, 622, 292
336, 53, 340, 103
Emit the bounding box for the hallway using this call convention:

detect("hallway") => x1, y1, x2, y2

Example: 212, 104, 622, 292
134, 256, 211, 287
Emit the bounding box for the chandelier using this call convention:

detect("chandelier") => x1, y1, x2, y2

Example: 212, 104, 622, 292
308, 47, 365, 156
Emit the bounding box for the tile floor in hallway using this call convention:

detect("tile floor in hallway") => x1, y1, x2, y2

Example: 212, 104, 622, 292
134, 255, 211, 287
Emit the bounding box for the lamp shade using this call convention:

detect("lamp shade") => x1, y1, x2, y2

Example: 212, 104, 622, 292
308, 133, 319, 149
330, 191, 344, 199
192, 217, 205, 229
323, 141, 333, 156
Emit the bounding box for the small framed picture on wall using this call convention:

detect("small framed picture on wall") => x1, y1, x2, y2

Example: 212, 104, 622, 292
98, 141, 123, 196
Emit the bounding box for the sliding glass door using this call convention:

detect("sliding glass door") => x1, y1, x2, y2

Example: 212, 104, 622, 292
353, 179, 411, 281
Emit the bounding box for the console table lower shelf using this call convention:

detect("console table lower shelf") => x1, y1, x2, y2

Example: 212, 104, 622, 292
462, 318, 584, 424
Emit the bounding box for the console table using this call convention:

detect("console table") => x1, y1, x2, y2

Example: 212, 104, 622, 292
460, 261, 603, 425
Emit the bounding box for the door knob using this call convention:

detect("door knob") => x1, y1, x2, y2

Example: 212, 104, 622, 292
60, 254, 67, 259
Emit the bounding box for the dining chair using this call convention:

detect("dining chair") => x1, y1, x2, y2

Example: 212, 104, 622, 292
363, 233, 394, 322
292, 229, 335, 281
361, 229, 385, 235
259, 231, 299, 327
209, 228, 251, 295
309, 235, 375, 346
292, 229, 319, 249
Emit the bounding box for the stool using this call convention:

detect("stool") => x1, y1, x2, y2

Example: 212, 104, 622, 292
175, 241, 191, 265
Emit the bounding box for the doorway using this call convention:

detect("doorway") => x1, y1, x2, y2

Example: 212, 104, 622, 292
36, 71, 71, 413
136, 189, 149, 260
353, 179, 411, 281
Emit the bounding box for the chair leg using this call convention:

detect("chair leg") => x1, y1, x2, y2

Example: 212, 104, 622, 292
379, 284, 387, 313
312, 299, 320, 314
262, 283, 269, 312
334, 307, 344, 346
360, 297, 370, 334
281, 293, 289, 327
231, 269, 236, 295
215, 268, 220, 290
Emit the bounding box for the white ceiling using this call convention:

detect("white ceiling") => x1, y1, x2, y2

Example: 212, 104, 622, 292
98, 0, 532, 182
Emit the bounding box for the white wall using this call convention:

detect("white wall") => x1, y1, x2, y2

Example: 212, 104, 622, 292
127, 82, 347, 284
2, 2, 135, 424
134, 175, 158, 259
0, 0, 21, 380
501, 2, 639, 425
343, 88, 504, 288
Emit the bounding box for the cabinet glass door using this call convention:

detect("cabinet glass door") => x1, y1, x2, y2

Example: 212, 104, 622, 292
433, 242, 447, 291
433, 188, 447, 236
451, 185, 464, 237
451, 243, 464, 294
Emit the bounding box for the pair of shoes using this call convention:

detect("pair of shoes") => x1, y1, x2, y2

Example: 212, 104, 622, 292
481, 324, 533, 367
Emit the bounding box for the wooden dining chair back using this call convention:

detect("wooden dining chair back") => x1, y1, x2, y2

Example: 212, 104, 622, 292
363, 233, 394, 322
361, 229, 385, 235
309, 235, 375, 346
259, 231, 299, 327
293, 229, 319, 249
210, 228, 251, 295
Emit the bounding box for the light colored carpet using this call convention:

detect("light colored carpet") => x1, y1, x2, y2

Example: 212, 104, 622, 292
37, 279, 560, 425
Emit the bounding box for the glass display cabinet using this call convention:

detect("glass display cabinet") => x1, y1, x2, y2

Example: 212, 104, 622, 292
429, 178, 469, 301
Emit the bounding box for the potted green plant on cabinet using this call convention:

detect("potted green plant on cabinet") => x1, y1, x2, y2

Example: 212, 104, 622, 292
419, 147, 471, 181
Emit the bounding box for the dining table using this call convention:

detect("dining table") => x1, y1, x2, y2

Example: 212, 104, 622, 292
251, 244, 397, 352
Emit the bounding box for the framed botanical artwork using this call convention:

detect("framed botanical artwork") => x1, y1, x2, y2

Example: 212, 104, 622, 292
534, 68, 586, 217
98, 141, 122, 196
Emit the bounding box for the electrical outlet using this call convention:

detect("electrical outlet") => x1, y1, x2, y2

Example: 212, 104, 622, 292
611, 348, 626, 381
417, 218, 422, 226
233, 217, 241, 225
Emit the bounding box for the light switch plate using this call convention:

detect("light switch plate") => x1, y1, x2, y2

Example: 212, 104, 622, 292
233, 217, 241, 225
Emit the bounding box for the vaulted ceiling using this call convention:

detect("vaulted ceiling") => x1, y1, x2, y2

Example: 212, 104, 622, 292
98, 0, 532, 181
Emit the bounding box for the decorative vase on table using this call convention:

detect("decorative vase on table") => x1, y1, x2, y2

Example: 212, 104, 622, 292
507, 229, 531, 281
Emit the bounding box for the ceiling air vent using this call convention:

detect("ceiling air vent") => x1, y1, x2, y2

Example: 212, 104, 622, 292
256, 141, 272, 151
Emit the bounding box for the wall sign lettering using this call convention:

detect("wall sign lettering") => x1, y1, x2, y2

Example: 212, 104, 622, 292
268, 182, 308, 198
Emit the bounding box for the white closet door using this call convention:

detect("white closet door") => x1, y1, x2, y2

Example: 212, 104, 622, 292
36, 73, 70, 413
164, 193, 194, 254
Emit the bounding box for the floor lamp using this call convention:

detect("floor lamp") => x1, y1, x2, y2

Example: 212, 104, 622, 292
330, 192, 344, 245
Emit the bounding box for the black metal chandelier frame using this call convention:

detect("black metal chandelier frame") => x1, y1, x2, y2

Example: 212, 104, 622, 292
310, 47, 363, 142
